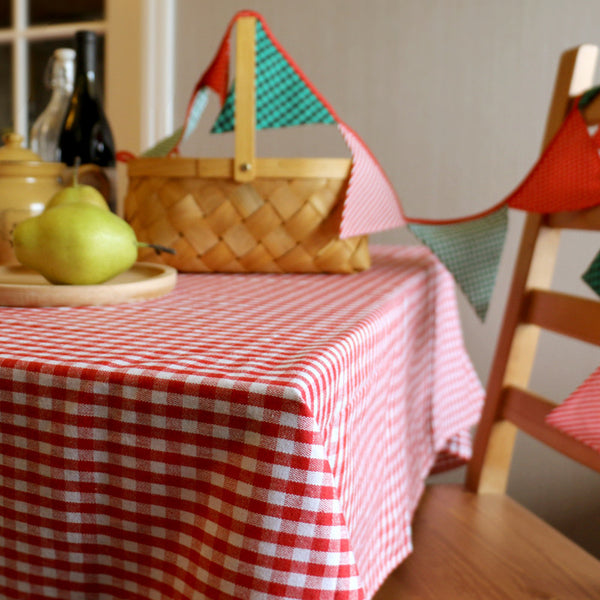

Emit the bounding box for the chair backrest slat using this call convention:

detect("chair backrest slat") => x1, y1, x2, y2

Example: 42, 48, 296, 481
523, 290, 600, 345
546, 205, 600, 229
501, 386, 600, 474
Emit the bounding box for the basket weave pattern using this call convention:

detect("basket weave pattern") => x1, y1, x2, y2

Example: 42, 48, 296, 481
125, 174, 370, 273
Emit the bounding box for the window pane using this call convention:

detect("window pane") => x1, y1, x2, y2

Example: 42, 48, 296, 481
0, 44, 12, 141
29, 0, 104, 26
0, 2, 11, 28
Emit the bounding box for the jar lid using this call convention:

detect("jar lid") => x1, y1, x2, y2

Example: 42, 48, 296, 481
0, 133, 41, 162
0, 133, 64, 176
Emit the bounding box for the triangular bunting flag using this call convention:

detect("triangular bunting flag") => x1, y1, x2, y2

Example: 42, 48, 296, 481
582, 249, 600, 297
212, 19, 337, 132
546, 365, 600, 454
408, 205, 508, 321
505, 104, 600, 213
141, 17, 232, 157
142, 88, 210, 157
338, 122, 405, 237
141, 126, 184, 158
200, 27, 233, 105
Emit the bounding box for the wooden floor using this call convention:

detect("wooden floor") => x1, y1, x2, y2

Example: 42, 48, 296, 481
368, 484, 600, 600
371, 568, 403, 600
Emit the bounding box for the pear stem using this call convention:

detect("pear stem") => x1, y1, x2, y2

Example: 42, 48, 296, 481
73, 157, 81, 187
137, 242, 176, 255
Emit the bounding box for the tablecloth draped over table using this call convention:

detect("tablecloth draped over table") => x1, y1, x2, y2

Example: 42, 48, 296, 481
0, 245, 483, 600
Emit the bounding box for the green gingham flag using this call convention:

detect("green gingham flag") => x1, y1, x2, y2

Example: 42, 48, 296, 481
582, 249, 600, 297
409, 205, 508, 321
212, 20, 336, 132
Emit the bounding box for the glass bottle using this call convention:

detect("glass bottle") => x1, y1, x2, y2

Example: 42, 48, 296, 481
57, 30, 117, 212
30, 48, 75, 162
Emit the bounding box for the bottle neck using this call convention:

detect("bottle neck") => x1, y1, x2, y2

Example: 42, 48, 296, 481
75, 31, 100, 98
47, 48, 74, 94
46, 84, 72, 109
50, 64, 74, 98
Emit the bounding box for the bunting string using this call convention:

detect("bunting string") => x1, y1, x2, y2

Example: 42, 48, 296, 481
136, 11, 600, 326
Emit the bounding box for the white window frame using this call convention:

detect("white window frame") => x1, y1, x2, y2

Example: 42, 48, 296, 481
0, 0, 106, 140
1, 0, 176, 212
1, 0, 175, 152
105, 0, 175, 155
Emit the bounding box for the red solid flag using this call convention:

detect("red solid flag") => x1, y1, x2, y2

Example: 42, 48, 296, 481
506, 105, 600, 213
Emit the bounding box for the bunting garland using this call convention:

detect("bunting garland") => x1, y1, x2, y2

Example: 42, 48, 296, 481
136, 11, 600, 327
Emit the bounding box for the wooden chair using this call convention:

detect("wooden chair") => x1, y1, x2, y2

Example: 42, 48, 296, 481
376, 45, 600, 599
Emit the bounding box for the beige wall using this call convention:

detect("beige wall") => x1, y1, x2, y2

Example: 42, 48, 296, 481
174, 0, 600, 556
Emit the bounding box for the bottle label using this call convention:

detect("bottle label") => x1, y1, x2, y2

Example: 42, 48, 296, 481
63, 164, 117, 213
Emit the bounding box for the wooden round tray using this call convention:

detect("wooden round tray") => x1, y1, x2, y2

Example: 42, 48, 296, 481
0, 262, 177, 307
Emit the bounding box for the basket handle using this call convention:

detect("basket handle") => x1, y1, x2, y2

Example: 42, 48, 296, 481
234, 15, 256, 182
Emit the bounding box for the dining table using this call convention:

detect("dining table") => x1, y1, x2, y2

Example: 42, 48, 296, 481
0, 244, 483, 600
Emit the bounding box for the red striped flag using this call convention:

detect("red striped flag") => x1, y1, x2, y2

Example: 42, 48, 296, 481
338, 122, 406, 238
547, 365, 600, 453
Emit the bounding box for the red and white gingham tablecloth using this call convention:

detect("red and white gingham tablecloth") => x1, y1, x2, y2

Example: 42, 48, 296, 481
0, 245, 483, 600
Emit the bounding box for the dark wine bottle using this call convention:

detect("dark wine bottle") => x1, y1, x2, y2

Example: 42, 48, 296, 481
57, 30, 117, 212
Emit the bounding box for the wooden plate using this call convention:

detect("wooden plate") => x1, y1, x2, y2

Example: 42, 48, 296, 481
0, 262, 177, 307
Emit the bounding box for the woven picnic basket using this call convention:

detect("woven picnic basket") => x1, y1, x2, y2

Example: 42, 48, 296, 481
123, 13, 370, 274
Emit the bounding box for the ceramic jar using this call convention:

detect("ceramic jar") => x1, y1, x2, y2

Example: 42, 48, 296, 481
0, 133, 65, 264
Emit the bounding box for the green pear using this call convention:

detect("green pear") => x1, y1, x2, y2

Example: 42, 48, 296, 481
45, 182, 109, 211
13, 204, 138, 285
